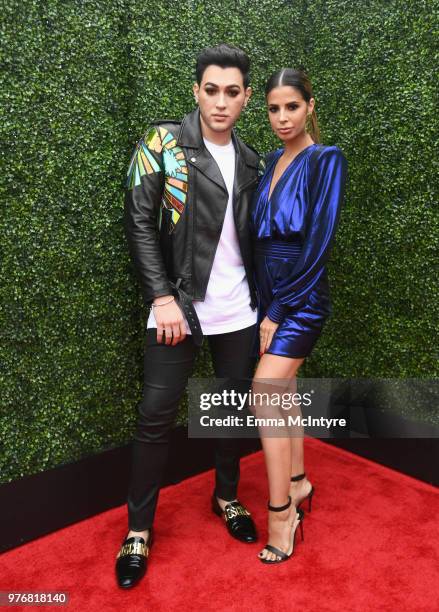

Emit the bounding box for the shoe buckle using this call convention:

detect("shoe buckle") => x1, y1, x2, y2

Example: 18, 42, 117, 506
224, 504, 250, 521
117, 541, 148, 559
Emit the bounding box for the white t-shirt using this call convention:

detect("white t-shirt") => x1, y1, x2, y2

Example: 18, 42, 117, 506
148, 137, 256, 335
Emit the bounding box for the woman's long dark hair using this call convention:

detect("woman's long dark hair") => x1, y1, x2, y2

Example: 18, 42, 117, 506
265, 69, 320, 143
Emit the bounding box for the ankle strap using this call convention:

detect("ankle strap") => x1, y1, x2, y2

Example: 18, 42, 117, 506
268, 496, 292, 512
291, 472, 306, 482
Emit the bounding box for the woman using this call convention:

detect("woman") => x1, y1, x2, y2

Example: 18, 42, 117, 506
250, 68, 347, 563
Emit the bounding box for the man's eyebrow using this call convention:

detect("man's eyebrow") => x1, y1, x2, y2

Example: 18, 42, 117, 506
203, 82, 242, 88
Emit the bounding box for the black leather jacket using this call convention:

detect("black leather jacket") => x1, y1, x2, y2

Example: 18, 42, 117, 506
124, 108, 261, 309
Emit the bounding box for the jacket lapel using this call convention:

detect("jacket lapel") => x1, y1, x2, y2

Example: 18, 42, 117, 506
177, 107, 257, 194
177, 108, 226, 192
232, 132, 258, 198
188, 147, 228, 192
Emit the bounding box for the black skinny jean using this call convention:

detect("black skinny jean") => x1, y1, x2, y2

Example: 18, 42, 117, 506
127, 324, 257, 531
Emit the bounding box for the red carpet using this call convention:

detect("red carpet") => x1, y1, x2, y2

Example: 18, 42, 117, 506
1, 438, 438, 611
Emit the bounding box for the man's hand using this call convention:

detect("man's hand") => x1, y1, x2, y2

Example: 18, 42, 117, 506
152, 296, 187, 345
259, 316, 279, 356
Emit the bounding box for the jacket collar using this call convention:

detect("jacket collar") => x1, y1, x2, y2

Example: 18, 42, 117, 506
177, 108, 257, 192
176, 107, 205, 149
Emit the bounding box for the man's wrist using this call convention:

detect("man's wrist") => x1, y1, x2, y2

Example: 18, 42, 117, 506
153, 294, 174, 306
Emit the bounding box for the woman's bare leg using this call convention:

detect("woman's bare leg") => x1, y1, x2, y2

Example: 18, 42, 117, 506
289, 436, 313, 506
285, 378, 313, 507
252, 354, 303, 561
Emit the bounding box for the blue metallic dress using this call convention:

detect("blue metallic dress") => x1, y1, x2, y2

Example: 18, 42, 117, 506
250, 143, 347, 358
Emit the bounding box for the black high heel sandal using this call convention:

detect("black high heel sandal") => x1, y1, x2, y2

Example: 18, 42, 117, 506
291, 472, 315, 512
259, 496, 304, 564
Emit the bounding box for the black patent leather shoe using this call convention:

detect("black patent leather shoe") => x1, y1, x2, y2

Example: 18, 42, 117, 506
212, 496, 258, 543
115, 529, 153, 589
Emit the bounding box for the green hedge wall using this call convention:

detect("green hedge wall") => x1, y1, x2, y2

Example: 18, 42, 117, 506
300, 0, 438, 379
1, 0, 437, 483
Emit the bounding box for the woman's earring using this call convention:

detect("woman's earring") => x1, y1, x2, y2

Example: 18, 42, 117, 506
305, 113, 312, 132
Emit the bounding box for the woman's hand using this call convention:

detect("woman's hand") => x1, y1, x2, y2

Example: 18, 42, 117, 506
259, 316, 279, 356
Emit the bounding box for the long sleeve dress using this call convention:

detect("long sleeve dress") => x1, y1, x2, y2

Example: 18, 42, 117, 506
250, 143, 347, 358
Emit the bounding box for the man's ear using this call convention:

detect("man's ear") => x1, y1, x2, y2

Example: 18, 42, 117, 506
193, 82, 199, 103
244, 86, 252, 107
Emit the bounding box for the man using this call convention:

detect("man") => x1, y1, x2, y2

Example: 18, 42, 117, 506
116, 43, 262, 588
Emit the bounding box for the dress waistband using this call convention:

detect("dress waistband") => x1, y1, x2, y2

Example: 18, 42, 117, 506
254, 239, 302, 258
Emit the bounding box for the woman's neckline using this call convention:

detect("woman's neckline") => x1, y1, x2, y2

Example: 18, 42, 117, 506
267, 143, 317, 202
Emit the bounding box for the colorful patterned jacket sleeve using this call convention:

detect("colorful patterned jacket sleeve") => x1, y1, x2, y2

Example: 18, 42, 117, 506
124, 126, 173, 305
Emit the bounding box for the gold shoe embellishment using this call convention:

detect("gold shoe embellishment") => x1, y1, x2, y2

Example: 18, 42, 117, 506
224, 504, 251, 521
116, 541, 149, 559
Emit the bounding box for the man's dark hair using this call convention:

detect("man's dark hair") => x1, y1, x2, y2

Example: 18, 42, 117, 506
195, 43, 250, 88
